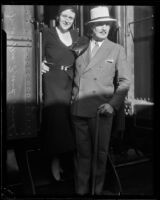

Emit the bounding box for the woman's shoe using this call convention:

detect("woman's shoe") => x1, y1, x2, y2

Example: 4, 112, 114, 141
59, 168, 65, 182
51, 158, 64, 182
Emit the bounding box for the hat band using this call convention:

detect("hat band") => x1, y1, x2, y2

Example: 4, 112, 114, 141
90, 16, 115, 21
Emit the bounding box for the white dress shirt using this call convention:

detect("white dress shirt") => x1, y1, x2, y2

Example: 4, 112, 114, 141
90, 39, 104, 52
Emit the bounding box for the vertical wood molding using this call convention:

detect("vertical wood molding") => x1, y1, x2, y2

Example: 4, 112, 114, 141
80, 6, 84, 36
36, 5, 44, 22
114, 6, 125, 46
114, 6, 134, 100
125, 6, 135, 100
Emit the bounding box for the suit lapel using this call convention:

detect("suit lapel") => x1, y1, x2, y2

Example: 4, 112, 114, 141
82, 42, 91, 67
83, 38, 113, 73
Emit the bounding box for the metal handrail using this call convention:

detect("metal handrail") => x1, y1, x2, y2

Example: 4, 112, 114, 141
128, 15, 154, 26
127, 15, 154, 41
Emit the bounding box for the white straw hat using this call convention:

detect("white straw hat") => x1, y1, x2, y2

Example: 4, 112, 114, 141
87, 6, 116, 24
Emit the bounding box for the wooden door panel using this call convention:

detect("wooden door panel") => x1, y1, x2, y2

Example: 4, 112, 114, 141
3, 5, 39, 140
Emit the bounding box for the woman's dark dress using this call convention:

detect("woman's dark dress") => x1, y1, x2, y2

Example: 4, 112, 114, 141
41, 27, 79, 157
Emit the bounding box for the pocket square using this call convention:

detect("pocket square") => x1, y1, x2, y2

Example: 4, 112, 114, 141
105, 59, 114, 63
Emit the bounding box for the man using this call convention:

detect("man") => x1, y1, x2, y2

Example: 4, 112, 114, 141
71, 6, 131, 195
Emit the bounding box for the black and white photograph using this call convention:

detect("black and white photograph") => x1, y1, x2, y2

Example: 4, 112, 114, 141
1, 3, 159, 200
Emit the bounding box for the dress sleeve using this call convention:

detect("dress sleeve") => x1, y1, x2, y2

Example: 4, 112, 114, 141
71, 35, 90, 56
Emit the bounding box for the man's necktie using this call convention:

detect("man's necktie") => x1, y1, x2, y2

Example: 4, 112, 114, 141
91, 41, 99, 58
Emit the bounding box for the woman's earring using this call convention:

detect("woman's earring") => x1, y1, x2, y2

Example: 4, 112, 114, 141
55, 16, 59, 26
56, 16, 59, 22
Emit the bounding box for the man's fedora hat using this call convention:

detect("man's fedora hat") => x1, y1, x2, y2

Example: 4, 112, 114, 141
86, 6, 116, 24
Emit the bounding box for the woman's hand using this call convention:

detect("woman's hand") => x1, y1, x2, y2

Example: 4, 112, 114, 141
41, 61, 50, 74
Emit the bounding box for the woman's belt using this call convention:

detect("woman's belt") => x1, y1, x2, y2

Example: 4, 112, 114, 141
44, 62, 73, 71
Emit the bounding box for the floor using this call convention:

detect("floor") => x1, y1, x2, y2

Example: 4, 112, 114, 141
3, 115, 157, 199
4, 149, 155, 199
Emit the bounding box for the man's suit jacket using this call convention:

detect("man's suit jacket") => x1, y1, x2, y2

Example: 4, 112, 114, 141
71, 38, 131, 117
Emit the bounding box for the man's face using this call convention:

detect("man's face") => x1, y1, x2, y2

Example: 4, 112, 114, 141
92, 22, 111, 41
59, 9, 75, 32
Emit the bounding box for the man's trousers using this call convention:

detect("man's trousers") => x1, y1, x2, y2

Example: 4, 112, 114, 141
72, 114, 113, 195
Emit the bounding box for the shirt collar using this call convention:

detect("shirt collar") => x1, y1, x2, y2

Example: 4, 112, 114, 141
90, 39, 104, 50
93, 39, 104, 45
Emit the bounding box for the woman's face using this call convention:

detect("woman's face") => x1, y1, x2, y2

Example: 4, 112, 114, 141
58, 9, 75, 32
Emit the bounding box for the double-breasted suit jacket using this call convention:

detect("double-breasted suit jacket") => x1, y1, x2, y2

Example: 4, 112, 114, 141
71, 38, 131, 195
71, 38, 131, 117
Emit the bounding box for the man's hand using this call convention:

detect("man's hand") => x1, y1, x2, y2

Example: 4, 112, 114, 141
97, 103, 114, 116
41, 61, 50, 74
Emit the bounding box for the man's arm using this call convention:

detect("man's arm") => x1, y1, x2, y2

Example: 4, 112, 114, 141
108, 45, 131, 111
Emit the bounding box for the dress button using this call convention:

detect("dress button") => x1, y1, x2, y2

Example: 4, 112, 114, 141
94, 77, 97, 80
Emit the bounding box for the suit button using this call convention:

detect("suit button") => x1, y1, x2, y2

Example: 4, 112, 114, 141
94, 77, 97, 80
92, 90, 96, 94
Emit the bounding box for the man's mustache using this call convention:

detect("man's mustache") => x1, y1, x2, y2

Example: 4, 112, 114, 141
100, 30, 107, 33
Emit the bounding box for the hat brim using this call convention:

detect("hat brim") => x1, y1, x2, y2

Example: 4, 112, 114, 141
86, 18, 117, 25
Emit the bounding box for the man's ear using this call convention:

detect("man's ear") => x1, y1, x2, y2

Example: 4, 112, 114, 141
90, 23, 96, 30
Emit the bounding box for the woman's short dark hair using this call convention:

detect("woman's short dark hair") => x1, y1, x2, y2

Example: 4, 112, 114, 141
58, 5, 77, 16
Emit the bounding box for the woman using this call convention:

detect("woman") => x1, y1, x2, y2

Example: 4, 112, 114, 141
41, 5, 79, 182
